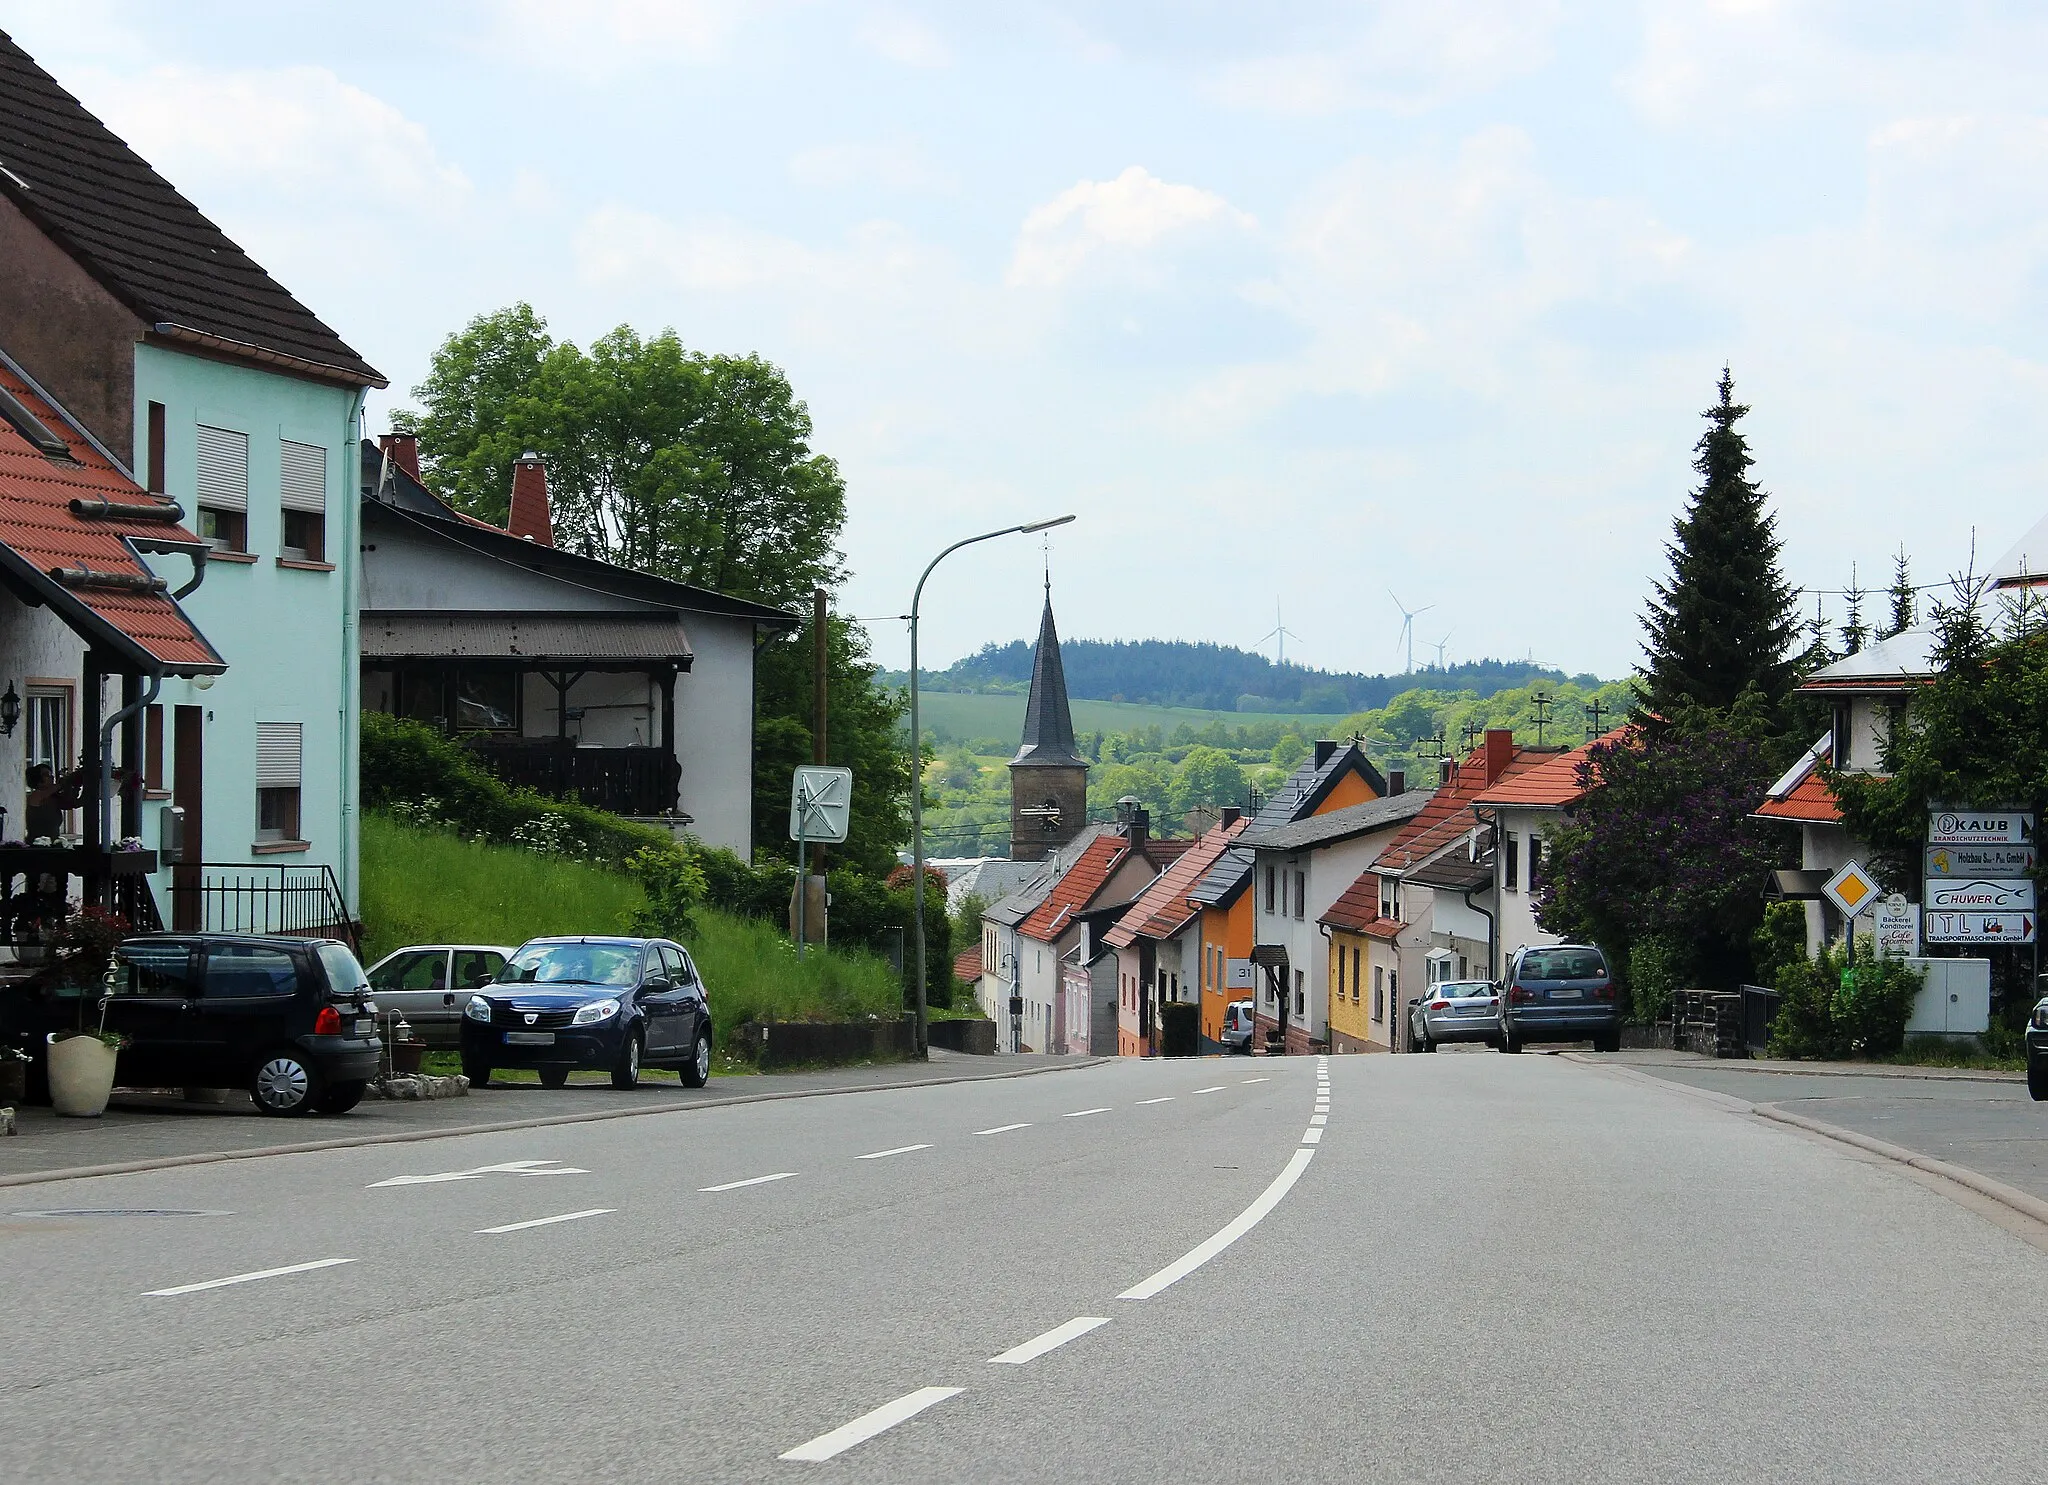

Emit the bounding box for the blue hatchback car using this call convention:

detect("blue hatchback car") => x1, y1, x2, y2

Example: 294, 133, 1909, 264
459, 937, 712, 1090
1498, 943, 1620, 1054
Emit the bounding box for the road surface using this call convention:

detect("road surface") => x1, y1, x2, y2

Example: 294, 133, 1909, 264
7, 1052, 2048, 1481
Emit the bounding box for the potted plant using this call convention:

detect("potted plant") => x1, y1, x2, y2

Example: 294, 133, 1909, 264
44, 907, 133, 1117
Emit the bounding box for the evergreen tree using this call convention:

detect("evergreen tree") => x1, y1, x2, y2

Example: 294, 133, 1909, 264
1639, 369, 1799, 717
1839, 565, 1867, 656
1884, 548, 1915, 637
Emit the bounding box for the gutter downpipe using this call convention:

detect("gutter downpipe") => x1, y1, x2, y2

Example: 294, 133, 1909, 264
1470, 804, 1501, 979
101, 672, 161, 851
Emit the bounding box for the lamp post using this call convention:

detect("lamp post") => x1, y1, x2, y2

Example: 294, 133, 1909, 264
909, 514, 1075, 1058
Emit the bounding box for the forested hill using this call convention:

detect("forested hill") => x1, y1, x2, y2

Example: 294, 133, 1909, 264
884, 638, 1600, 714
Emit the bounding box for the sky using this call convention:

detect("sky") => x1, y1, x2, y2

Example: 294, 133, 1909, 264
10, 1, 2048, 681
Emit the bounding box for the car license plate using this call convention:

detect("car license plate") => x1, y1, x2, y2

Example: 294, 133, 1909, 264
1550, 988, 1582, 1000
353, 1018, 375, 1036
504, 1031, 555, 1046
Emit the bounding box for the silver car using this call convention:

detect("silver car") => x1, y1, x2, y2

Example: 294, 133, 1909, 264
366, 944, 515, 1047
1220, 999, 1257, 1054
1408, 980, 1501, 1052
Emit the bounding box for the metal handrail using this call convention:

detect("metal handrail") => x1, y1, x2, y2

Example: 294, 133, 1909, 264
168, 860, 358, 954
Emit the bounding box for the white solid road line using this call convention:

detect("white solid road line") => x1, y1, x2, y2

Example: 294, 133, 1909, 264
781, 1386, 964, 1463
989, 1315, 1112, 1365
1136, 1096, 1176, 1105
858, 1143, 934, 1160
477, 1208, 615, 1234
1302, 1127, 1324, 1144
972, 1123, 1032, 1136
1119, 1148, 1317, 1301
1064, 1107, 1110, 1118
699, 1172, 798, 1192
145, 1257, 353, 1297
1192, 1086, 1227, 1094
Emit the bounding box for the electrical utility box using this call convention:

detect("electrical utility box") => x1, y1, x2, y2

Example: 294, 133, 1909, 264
1901, 956, 1991, 1037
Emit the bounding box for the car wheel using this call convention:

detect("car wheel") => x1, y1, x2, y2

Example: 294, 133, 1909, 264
2030, 1059, 2048, 1102
1500, 1027, 1523, 1054
1593, 1029, 1622, 1054
539, 1067, 570, 1089
462, 1056, 492, 1088
611, 1029, 643, 1090
251, 1050, 323, 1117
1415, 1026, 1433, 1053
680, 1026, 711, 1088
313, 1079, 366, 1115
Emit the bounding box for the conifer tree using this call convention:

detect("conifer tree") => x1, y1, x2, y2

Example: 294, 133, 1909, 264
1639, 368, 1799, 717
1839, 565, 1867, 656
1884, 548, 1915, 638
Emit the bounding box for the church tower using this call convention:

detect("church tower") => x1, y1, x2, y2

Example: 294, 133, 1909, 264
1009, 588, 1090, 861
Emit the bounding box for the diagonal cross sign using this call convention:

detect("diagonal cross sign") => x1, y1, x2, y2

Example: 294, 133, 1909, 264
368, 1159, 588, 1189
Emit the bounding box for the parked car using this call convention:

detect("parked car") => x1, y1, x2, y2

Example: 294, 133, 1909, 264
2028, 995, 2048, 1101
366, 944, 514, 1047
460, 936, 712, 1090
99, 934, 381, 1116
1498, 944, 1620, 1053
1220, 999, 1256, 1054
1408, 980, 1502, 1051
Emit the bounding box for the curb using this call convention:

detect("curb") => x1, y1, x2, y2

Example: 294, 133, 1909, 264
1751, 1103, 2048, 1229
1560, 1051, 2022, 1084
0, 1055, 1112, 1190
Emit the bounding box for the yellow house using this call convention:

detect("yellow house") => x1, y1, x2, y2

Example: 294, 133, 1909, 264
1321, 869, 1403, 1051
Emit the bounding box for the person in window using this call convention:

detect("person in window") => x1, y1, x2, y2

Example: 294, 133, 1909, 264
24, 763, 86, 844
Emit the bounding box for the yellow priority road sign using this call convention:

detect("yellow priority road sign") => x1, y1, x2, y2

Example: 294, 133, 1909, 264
1821, 860, 1880, 919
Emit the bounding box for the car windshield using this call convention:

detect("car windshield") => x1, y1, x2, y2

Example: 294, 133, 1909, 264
1519, 949, 1606, 981
1439, 981, 1495, 998
499, 943, 641, 987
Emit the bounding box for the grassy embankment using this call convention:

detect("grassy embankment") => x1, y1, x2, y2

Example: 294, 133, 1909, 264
362, 811, 902, 1068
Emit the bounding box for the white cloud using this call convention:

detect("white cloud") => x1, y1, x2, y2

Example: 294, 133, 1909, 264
857, 9, 953, 67
486, 0, 756, 75
1007, 166, 1255, 288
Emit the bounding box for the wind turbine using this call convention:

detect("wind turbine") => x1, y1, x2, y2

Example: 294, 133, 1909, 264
1257, 601, 1299, 667
1389, 590, 1434, 674
1430, 631, 1453, 670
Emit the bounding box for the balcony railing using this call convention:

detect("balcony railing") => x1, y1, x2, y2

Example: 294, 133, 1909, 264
463, 738, 682, 817
168, 862, 358, 954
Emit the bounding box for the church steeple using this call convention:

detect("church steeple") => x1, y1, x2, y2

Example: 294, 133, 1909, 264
1012, 590, 1084, 768
1008, 585, 1089, 860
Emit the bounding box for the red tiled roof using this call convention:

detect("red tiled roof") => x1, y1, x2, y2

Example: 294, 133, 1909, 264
1754, 770, 1842, 823
1319, 871, 1385, 933
952, 945, 982, 983
1379, 744, 1553, 873
1103, 818, 1248, 949
1019, 834, 1131, 942
1472, 726, 1633, 809
0, 360, 220, 670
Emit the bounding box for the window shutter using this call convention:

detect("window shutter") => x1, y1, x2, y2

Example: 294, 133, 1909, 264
280, 439, 326, 513
255, 722, 302, 788
196, 424, 249, 511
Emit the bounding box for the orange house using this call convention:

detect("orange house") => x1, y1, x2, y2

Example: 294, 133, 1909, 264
1187, 741, 1384, 1052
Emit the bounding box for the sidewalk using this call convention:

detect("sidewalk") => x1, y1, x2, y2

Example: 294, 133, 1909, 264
0, 1051, 1105, 1185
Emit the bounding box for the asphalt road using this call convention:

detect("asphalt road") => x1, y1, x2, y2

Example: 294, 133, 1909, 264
8, 1052, 2048, 1482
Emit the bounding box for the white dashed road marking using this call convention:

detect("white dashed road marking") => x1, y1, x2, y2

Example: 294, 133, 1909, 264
1064, 1107, 1110, 1118
1301, 1128, 1324, 1145
1240, 1077, 1270, 1084
1192, 1086, 1226, 1095
1136, 1096, 1176, 1105
989, 1316, 1112, 1365
146, 1258, 353, 1297
477, 1208, 614, 1235
700, 1172, 798, 1192
858, 1144, 934, 1160
781, 1387, 964, 1463
972, 1123, 1032, 1136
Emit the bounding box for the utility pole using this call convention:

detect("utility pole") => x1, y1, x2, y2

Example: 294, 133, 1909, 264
1532, 691, 1553, 747
1585, 697, 1608, 740
809, 588, 829, 942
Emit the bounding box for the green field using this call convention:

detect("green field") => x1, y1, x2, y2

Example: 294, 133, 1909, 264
909, 690, 1352, 744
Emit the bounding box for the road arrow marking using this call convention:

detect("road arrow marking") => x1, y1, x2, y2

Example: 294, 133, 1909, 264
369, 1159, 587, 1188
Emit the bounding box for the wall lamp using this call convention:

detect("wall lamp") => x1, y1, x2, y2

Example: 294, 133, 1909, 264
0, 683, 19, 737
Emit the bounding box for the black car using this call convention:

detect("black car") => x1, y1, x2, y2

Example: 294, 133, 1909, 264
101, 934, 382, 1115
2028, 995, 2048, 1101
459, 936, 712, 1090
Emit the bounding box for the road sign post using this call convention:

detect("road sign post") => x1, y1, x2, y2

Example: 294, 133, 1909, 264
1821, 861, 1880, 957
790, 766, 852, 961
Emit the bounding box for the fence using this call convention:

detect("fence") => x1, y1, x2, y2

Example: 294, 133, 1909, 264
168, 862, 357, 954
465, 738, 681, 816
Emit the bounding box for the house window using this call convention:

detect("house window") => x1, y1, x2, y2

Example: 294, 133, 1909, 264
1379, 874, 1400, 919
24, 683, 72, 840
196, 423, 249, 554
1528, 835, 1543, 889
1504, 833, 1520, 891
279, 439, 327, 562
1832, 704, 1852, 770
146, 401, 166, 493
1352, 946, 1361, 1002
255, 721, 304, 846
1265, 865, 1276, 914
143, 704, 166, 795
1293, 970, 1304, 1017
1372, 965, 1384, 1021
454, 670, 519, 732
1292, 869, 1306, 920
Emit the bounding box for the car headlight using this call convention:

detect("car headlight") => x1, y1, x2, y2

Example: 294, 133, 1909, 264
464, 995, 493, 1023
2033, 1001, 2048, 1031
573, 998, 621, 1026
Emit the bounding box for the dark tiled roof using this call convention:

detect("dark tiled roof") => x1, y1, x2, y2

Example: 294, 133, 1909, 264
1237, 791, 1429, 852
0, 31, 384, 387
1103, 818, 1248, 949
1187, 741, 1386, 908
1011, 593, 1084, 768
0, 352, 219, 671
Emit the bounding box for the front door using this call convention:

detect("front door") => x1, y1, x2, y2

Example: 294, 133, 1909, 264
637, 945, 678, 1053
171, 706, 203, 931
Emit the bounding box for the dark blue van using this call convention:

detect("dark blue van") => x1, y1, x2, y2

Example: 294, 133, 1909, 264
1498, 944, 1619, 1053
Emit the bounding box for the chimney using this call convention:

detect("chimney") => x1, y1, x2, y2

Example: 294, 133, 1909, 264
1387, 769, 1406, 797
377, 432, 420, 482
1484, 728, 1513, 785
508, 451, 554, 547
1439, 758, 1454, 785
1313, 739, 1339, 768
1220, 806, 1242, 828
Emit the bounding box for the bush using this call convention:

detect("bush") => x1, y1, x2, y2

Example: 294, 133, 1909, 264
1625, 934, 1686, 1026
626, 843, 708, 942
1768, 942, 1922, 1060
696, 844, 794, 920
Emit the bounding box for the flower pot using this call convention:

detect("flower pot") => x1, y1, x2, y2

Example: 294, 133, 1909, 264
47, 1033, 117, 1117
391, 1040, 427, 1077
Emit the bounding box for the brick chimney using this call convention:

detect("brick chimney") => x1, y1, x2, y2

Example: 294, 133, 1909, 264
377, 432, 420, 482
1387, 769, 1406, 796
1219, 806, 1242, 828
508, 451, 554, 546
1484, 728, 1514, 784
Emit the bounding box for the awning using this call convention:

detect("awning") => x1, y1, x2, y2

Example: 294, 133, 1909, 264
361, 611, 693, 669
1765, 869, 1830, 901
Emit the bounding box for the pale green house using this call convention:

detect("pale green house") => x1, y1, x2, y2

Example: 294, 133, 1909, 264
0, 30, 384, 930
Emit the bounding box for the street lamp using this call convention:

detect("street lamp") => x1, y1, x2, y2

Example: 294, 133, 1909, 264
909, 513, 1075, 1058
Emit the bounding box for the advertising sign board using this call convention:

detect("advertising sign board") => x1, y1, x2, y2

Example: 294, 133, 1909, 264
1873, 893, 1920, 959
1925, 844, 2037, 878
1924, 910, 2036, 945
1926, 811, 2034, 846
1925, 878, 2036, 912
